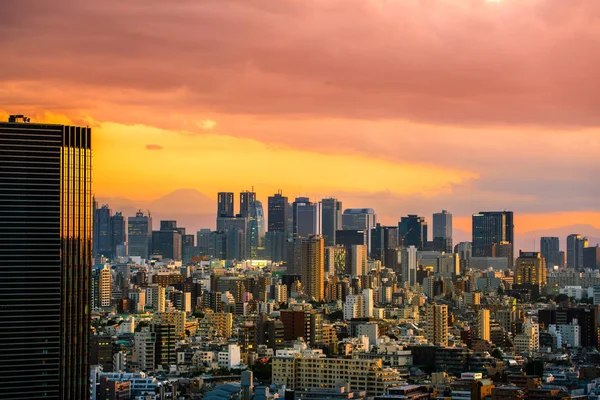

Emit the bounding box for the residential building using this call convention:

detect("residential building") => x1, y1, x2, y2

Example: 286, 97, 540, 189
426, 304, 449, 346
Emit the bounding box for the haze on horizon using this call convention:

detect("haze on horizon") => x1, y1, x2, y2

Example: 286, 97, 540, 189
2, 0, 599, 241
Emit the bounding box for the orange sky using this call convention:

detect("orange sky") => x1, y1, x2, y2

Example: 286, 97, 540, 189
2, 0, 599, 241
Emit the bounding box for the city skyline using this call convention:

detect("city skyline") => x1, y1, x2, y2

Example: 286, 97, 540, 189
1, 0, 599, 240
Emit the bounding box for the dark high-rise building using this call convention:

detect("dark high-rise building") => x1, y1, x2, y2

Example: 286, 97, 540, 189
399, 215, 428, 250
218, 192, 235, 218
293, 197, 321, 238
110, 211, 126, 259
371, 224, 399, 268
320, 198, 342, 247
0, 116, 92, 399
540, 237, 561, 268
567, 234, 588, 270
239, 190, 257, 218
248, 200, 265, 259
538, 306, 599, 348
472, 211, 514, 266
94, 203, 112, 258
268, 192, 289, 232
160, 220, 177, 231
342, 208, 376, 253
181, 234, 195, 263
128, 210, 152, 259
336, 230, 367, 248
152, 230, 182, 261
583, 246, 600, 270
433, 210, 452, 252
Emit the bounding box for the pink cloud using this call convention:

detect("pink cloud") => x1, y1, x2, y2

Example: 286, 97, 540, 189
145, 144, 163, 150
1, 0, 599, 127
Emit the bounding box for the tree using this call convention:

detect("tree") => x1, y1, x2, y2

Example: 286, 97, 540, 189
491, 348, 503, 360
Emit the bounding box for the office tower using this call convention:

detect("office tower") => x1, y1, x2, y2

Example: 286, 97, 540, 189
128, 210, 153, 259
94, 204, 112, 258
567, 234, 588, 269
583, 246, 600, 270
110, 212, 126, 258
159, 220, 176, 231
426, 304, 449, 346
239, 190, 257, 217
181, 234, 195, 263
399, 215, 428, 250
477, 309, 491, 341
472, 211, 514, 266
371, 224, 399, 266
153, 323, 177, 368
293, 197, 321, 238
248, 200, 265, 259
217, 192, 235, 218
209, 231, 228, 260
197, 229, 212, 255
540, 237, 561, 268
152, 222, 183, 260
320, 198, 342, 247
217, 216, 250, 259
300, 235, 325, 301
401, 246, 418, 285
0, 116, 92, 399
268, 191, 289, 232
342, 208, 376, 253
433, 210, 452, 252
514, 251, 547, 297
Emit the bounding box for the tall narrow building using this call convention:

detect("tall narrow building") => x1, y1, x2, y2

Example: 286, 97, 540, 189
300, 235, 325, 302
0, 115, 92, 399
239, 190, 257, 218
320, 198, 342, 247
477, 309, 491, 341
266, 192, 289, 262
128, 210, 153, 259
432, 210, 452, 252
93, 204, 112, 258
566, 234, 588, 270
293, 197, 321, 238
540, 237, 561, 269
217, 192, 235, 218
426, 304, 449, 346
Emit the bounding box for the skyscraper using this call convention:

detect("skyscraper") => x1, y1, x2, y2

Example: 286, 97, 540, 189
248, 200, 265, 258
239, 190, 257, 218
342, 208, 376, 253
432, 210, 452, 252
293, 197, 321, 238
0, 116, 92, 398
371, 224, 399, 270
540, 237, 561, 269
128, 210, 153, 259
472, 211, 514, 266
320, 198, 342, 247
217, 192, 235, 218
110, 211, 126, 259
566, 234, 588, 270
93, 204, 112, 259
268, 191, 289, 232
426, 304, 449, 346
300, 235, 325, 301
399, 215, 428, 250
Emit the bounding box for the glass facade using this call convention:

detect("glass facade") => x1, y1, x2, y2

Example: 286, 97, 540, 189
0, 121, 92, 399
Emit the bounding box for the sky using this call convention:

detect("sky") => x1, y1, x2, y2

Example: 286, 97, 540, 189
2, 0, 600, 245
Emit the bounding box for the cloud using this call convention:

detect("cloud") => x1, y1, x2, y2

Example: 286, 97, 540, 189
145, 144, 163, 150
1, 0, 600, 127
